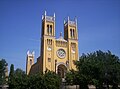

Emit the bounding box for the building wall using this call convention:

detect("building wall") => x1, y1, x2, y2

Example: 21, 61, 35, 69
26, 12, 79, 75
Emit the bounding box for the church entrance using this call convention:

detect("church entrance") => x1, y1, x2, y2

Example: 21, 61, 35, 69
57, 64, 67, 78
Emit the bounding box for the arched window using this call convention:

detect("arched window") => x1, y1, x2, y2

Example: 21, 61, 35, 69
48, 39, 50, 44
50, 25, 52, 35
47, 39, 49, 44
70, 29, 72, 38
51, 39, 52, 45
47, 25, 49, 35
73, 29, 75, 38
48, 58, 51, 62
30, 59, 32, 65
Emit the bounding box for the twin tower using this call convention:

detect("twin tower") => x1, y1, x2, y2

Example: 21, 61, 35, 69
26, 11, 79, 78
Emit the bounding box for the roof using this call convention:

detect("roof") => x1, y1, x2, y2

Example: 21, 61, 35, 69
56, 32, 67, 42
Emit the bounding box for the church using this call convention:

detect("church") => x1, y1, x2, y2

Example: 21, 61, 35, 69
26, 11, 79, 78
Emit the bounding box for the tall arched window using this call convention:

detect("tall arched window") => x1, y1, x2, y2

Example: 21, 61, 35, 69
47, 25, 49, 35
30, 59, 32, 65
70, 29, 72, 38
73, 29, 75, 38
50, 25, 52, 35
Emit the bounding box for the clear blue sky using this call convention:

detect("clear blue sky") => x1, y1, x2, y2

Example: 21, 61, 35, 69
0, 0, 120, 71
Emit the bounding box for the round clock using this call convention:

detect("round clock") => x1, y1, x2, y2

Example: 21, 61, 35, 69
57, 49, 66, 58
47, 46, 52, 51
72, 49, 75, 53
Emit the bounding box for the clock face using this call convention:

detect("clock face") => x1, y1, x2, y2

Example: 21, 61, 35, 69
57, 49, 66, 59
71, 46, 75, 53
47, 46, 52, 51
72, 49, 75, 53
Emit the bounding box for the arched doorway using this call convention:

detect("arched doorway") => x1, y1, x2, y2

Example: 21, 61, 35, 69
57, 64, 67, 78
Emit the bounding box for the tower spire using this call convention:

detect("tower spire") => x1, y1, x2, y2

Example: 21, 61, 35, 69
64, 20, 65, 24
54, 12, 55, 17
60, 32, 62, 37
75, 17, 77, 25
44, 11, 46, 16
68, 16, 69, 21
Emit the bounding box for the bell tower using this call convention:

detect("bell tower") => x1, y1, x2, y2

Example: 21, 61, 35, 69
64, 17, 78, 70
41, 11, 55, 37
40, 11, 56, 72
64, 16, 78, 40
26, 51, 34, 75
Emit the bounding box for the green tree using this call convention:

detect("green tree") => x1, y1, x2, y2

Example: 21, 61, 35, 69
44, 71, 61, 89
27, 72, 44, 89
9, 67, 28, 89
66, 50, 120, 89
9, 64, 14, 79
28, 71, 61, 89
101, 51, 120, 89
14, 68, 28, 89
66, 69, 82, 86
9, 64, 15, 89
0, 59, 7, 85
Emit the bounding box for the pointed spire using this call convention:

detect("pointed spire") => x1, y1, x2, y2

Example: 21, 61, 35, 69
27, 50, 29, 55
75, 17, 77, 25
32, 51, 35, 55
54, 12, 55, 17
44, 11, 46, 16
60, 32, 62, 37
64, 20, 65, 24
68, 16, 69, 21
53, 12, 55, 21
42, 15, 44, 20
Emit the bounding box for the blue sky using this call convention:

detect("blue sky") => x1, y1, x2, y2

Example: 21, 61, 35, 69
0, 0, 120, 71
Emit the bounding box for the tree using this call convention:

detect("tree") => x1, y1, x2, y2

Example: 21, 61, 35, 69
28, 72, 43, 89
14, 68, 27, 89
0, 59, 8, 85
9, 67, 28, 89
66, 50, 120, 89
28, 71, 61, 89
8, 68, 61, 89
9, 64, 15, 89
44, 71, 61, 89
9, 64, 14, 79
102, 51, 120, 89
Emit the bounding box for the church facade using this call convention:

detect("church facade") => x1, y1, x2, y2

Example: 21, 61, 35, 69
26, 11, 79, 78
